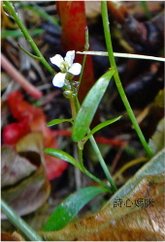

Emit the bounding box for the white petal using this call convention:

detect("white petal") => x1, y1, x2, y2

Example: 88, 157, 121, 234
68, 63, 82, 75
52, 72, 66, 87
50, 54, 64, 69
64, 50, 75, 67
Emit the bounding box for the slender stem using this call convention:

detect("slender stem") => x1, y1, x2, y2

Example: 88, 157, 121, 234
70, 96, 77, 119
3, 0, 54, 74
75, 97, 117, 192
78, 27, 89, 87
68, 95, 114, 191
101, 1, 153, 158
83, 168, 110, 192
89, 136, 117, 192
113, 157, 147, 180
1, 199, 43, 241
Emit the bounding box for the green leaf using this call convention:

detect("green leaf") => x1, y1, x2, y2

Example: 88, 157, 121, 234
44, 148, 81, 169
85, 116, 122, 140
18, 44, 40, 60
72, 69, 115, 141
43, 186, 105, 231
47, 118, 72, 127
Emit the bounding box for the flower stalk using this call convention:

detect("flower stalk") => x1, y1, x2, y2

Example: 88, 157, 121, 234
101, 1, 154, 158
3, 0, 53, 74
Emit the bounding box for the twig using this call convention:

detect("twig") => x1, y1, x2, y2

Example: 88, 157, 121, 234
1, 54, 42, 99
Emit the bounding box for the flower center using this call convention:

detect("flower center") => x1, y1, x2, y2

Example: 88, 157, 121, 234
60, 62, 69, 73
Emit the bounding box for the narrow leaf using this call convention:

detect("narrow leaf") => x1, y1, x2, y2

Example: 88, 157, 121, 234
72, 69, 115, 141
44, 148, 81, 169
18, 44, 40, 60
43, 186, 105, 231
47, 118, 72, 127
85, 116, 122, 140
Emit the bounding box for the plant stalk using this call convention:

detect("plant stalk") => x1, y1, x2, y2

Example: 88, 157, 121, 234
3, 0, 54, 74
74, 97, 117, 192
69, 95, 110, 190
1, 199, 43, 241
101, 1, 153, 158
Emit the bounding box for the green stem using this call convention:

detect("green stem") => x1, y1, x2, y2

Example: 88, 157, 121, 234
101, 1, 153, 158
69, 96, 113, 192
89, 135, 117, 192
1, 199, 43, 241
3, 0, 54, 74
74, 97, 117, 192
83, 168, 110, 192
78, 27, 89, 87
70, 96, 77, 119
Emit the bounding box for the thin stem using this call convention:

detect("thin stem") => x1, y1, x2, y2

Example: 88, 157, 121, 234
68, 95, 114, 191
89, 136, 117, 192
70, 96, 77, 120
1, 199, 43, 241
3, 0, 54, 74
78, 27, 89, 87
113, 157, 147, 180
83, 168, 110, 192
101, 1, 154, 158
75, 97, 117, 192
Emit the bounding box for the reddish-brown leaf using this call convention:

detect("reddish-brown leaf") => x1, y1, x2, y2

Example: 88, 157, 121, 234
3, 91, 68, 180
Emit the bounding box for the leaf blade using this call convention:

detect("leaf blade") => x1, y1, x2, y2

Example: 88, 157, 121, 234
44, 148, 80, 169
43, 186, 105, 231
85, 116, 122, 139
72, 68, 115, 141
47, 118, 72, 127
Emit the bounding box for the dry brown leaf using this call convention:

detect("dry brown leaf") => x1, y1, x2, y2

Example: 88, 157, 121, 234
1, 146, 36, 188
41, 174, 165, 241
2, 132, 50, 218
41, 150, 165, 241
1, 231, 25, 241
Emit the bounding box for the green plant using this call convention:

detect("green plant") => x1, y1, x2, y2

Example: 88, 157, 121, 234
2, 0, 158, 239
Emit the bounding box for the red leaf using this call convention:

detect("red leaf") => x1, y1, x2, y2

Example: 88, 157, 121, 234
3, 121, 30, 145
3, 91, 68, 180
45, 155, 68, 180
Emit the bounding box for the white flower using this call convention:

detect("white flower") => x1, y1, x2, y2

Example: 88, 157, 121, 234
50, 51, 82, 88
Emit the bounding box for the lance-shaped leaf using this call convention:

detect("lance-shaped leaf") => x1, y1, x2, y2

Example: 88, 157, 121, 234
47, 118, 72, 127
72, 69, 115, 141
43, 186, 105, 231
44, 148, 81, 169
85, 116, 122, 140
